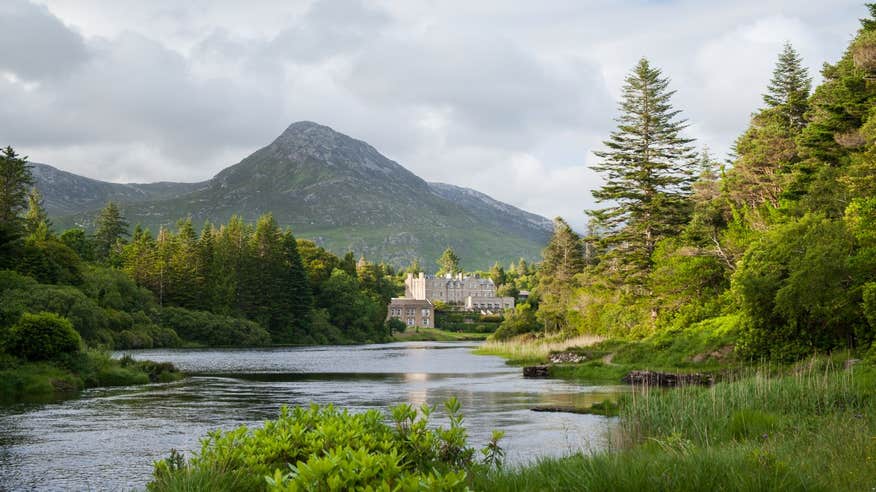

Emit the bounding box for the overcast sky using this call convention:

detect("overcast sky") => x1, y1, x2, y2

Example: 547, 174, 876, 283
1, 0, 864, 230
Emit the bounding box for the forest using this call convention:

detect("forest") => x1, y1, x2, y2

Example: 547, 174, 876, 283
486, 10, 876, 365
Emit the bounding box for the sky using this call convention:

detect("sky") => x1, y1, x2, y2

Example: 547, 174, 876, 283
0, 0, 865, 230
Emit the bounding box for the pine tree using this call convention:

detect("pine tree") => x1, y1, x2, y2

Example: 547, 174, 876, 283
539, 218, 585, 282
763, 43, 811, 131
436, 247, 461, 276
729, 44, 810, 210
280, 228, 313, 338
94, 201, 129, 261
340, 252, 357, 277
489, 261, 506, 287
588, 58, 697, 282
24, 187, 51, 240
0, 146, 33, 231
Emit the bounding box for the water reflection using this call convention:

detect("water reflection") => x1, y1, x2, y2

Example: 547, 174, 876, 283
0, 342, 625, 491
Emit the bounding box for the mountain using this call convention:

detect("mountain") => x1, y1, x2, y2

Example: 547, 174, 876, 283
31, 163, 207, 216
41, 121, 553, 268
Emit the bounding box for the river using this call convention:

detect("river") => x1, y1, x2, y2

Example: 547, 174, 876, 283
0, 341, 624, 491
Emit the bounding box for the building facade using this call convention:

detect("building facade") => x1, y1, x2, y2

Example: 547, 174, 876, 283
387, 298, 434, 328
404, 272, 514, 312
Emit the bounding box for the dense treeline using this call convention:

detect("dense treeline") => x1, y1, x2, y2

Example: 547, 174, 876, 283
498, 8, 876, 362
0, 147, 401, 353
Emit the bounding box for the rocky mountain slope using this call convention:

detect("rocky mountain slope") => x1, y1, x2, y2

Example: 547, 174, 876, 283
41, 121, 553, 268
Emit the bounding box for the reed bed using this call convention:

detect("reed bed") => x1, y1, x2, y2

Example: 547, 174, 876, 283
473, 334, 604, 364
472, 358, 876, 491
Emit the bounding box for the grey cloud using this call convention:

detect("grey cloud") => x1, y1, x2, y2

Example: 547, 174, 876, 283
0, 0, 89, 80
2, 0, 868, 226
267, 0, 390, 62
345, 32, 613, 149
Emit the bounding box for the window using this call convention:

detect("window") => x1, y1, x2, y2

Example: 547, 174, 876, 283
407, 318, 415, 326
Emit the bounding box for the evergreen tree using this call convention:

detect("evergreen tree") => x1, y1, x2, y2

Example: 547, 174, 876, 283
94, 202, 129, 261
536, 218, 586, 333
489, 262, 506, 287
0, 146, 33, 232
588, 58, 697, 283
763, 42, 811, 131
436, 247, 461, 276
24, 187, 51, 240
539, 218, 585, 282
340, 252, 357, 277
280, 229, 313, 338
728, 45, 810, 210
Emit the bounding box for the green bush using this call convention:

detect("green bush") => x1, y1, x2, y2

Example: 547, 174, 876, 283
148, 398, 502, 491
16, 239, 84, 285
0, 279, 109, 340
97, 365, 150, 386
157, 306, 270, 347
7, 312, 82, 361
385, 317, 406, 334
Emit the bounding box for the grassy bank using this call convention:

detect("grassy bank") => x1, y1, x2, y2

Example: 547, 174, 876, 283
391, 327, 490, 342
472, 361, 876, 491
0, 350, 181, 402
474, 334, 604, 365
480, 315, 741, 381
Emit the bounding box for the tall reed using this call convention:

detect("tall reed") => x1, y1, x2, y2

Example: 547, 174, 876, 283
474, 334, 604, 363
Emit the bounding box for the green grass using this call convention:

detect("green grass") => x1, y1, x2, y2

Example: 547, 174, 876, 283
480, 316, 742, 382
0, 350, 181, 402
474, 334, 604, 366
474, 361, 876, 491
391, 327, 489, 342
0, 361, 83, 401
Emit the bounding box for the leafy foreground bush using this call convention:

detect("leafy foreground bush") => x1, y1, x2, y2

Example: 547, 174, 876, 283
149, 398, 504, 491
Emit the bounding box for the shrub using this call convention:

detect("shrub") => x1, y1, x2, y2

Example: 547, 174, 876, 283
157, 306, 270, 347
0, 281, 109, 340
149, 399, 502, 491
7, 312, 82, 361
385, 317, 406, 335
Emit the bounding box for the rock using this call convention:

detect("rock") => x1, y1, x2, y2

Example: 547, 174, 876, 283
523, 365, 550, 378
621, 370, 714, 387
548, 352, 586, 364
530, 406, 588, 415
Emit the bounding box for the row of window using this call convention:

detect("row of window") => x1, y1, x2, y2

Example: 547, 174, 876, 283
390, 308, 432, 316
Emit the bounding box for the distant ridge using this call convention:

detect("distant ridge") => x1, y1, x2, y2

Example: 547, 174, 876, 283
39, 121, 553, 268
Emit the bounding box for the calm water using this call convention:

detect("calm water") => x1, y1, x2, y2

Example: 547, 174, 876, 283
0, 342, 624, 491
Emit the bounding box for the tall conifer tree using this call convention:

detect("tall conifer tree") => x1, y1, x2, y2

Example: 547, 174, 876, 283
0, 146, 33, 232
763, 42, 812, 131
94, 201, 129, 261
24, 187, 51, 240
588, 58, 697, 282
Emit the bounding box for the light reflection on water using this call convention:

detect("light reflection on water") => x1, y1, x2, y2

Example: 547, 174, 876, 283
0, 341, 625, 491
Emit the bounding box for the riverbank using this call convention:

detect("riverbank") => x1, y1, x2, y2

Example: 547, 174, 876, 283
479, 315, 742, 381
143, 357, 876, 491
391, 327, 490, 342
471, 323, 876, 490
472, 359, 876, 491
0, 350, 181, 403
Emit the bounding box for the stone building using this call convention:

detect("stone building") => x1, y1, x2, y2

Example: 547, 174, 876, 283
404, 272, 514, 312
387, 298, 434, 328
